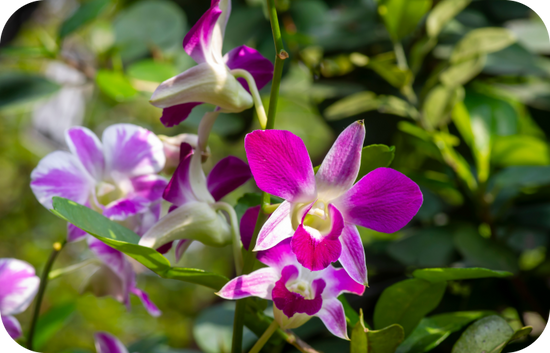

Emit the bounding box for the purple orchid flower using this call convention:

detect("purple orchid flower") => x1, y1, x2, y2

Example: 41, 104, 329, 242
30, 124, 167, 241
150, 0, 274, 128
218, 209, 365, 339
0, 258, 40, 340
95, 332, 128, 353
85, 237, 160, 317
139, 142, 251, 263
244, 121, 423, 284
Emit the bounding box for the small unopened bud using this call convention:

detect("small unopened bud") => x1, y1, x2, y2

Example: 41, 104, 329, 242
278, 50, 289, 60
159, 134, 211, 172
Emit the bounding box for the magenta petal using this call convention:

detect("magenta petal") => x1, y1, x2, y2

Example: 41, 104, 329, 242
245, 130, 317, 203
131, 175, 168, 202
163, 143, 198, 206
217, 267, 277, 300
65, 127, 105, 181
175, 239, 194, 262
272, 265, 325, 317
240, 206, 260, 251
160, 102, 202, 128
156, 241, 173, 254
95, 332, 129, 353
291, 204, 344, 271
0, 259, 40, 316
225, 45, 274, 91
67, 223, 87, 242
131, 287, 161, 317
255, 201, 294, 251
339, 225, 368, 285
316, 298, 348, 339
316, 121, 365, 201
103, 197, 150, 221
183, 1, 223, 63
2, 315, 21, 340
207, 156, 252, 201
256, 238, 297, 271
30, 151, 94, 209
334, 168, 423, 233
325, 266, 365, 297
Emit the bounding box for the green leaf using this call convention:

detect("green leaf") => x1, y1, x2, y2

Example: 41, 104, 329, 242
234, 193, 262, 221
367, 324, 405, 353
325, 91, 379, 120
114, 0, 187, 61
374, 278, 446, 337
492, 135, 550, 167
34, 303, 76, 350
396, 311, 491, 353
95, 70, 138, 102
357, 145, 395, 181
368, 57, 413, 89
426, 0, 471, 38
351, 314, 367, 353
413, 268, 512, 283
387, 228, 455, 267
490, 166, 550, 191
450, 28, 515, 64
59, 0, 111, 38
451, 315, 514, 353
339, 295, 362, 328
440, 55, 486, 88
377, 0, 433, 42
127, 336, 168, 353
506, 326, 532, 345
163, 267, 229, 290
127, 59, 178, 83
423, 84, 464, 130
433, 132, 478, 191
0, 73, 60, 109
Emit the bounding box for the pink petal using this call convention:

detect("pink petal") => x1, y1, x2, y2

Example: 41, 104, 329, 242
325, 266, 365, 297
131, 287, 161, 317
67, 222, 87, 242
338, 225, 368, 285
131, 174, 168, 202
240, 206, 260, 251
160, 102, 202, 128
95, 332, 129, 353
225, 45, 274, 91
134, 202, 162, 236
255, 201, 294, 251
291, 204, 344, 271
30, 151, 94, 209
256, 238, 297, 271
207, 156, 252, 201
217, 267, 277, 300
65, 126, 105, 181
334, 168, 423, 233
103, 197, 150, 221
163, 143, 198, 206
272, 265, 325, 317
102, 124, 165, 179
1, 315, 22, 340
316, 121, 365, 201
316, 298, 348, 339
0, 259, 40, 316
245, 130, 317, 203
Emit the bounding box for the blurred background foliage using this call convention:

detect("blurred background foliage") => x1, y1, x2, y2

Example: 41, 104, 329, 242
1, 0, 550, 352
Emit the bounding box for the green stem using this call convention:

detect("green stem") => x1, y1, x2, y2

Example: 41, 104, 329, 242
248, 320, 279, 353
393, 41, 408, 71
213, 201, 244, 275
231, 1, 286, 352
263, 203, 281, 214
230, 69, 268, 129
27, 240, 66, 350
48, 258, 100, 280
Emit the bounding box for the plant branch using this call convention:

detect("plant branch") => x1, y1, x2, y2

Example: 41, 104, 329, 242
248, 319, 279, 353
231, 69, 268, 129
213, 201, 244, 275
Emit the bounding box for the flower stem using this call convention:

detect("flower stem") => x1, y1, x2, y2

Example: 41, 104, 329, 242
230, 69, 268, 129
212, 201, 244, 275
27, 240, 66, 350
248, 320, 279, 353
48, 258, 100, 280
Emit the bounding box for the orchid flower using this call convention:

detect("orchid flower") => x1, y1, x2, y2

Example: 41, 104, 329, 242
84, 237, 160, 317
218, 212, 365, 339
30, 124, 167, 241
94, 332, 129, 353
158, 133, 210, 172
0, 258, 40, 340
150, 0, 274, 129
245, 121, 423, 284
139, 141, 251, 271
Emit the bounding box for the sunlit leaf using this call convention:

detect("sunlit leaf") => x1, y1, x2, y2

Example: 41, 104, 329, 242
423, 84, 464, 130
325, 91, 379, 120
351, 314, 367, 353
492, 135, 550, 167
433, 132, 478, 191
377, 0, 433, 42
374, 278, 446, 337
96, 70, 138, 101
440, 55, 486, 88
367, 324, 405, 353
59, 0, 111, 38
413, 267, 512, 282
127, 59, 178, 83
450, 28, 515, 64
357, 145, 395, 181
451, 315, 514, 353
427, 0, 471, 38
368, 56, 412, 89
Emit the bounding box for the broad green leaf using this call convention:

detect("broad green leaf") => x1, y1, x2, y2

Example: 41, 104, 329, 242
433, 132, 478, 191
368, 57, 412, 89
114, 0, 187, 61
413, 268, 512, 283
423, 84, 464, 130
234, 193, 262, 221
34, 303, 76, 350
95, 70, 138, 101
163, 267, 228, 291
367, 324, 405, 353
506, 17, 550, 55
451, 101, 474, 147
0, 73, 60, 109
127, 60, 178, 83
325, 91, 379, 120
387, 228, 454, 267
469, 104, 493, 183
377, 0, 433, 42
450, 28, 515, 64
396, 311, 492, 353
339, 295, 362, 328
492, 135, 550, 167
374, 278, 446, 337
357, 145, 395, 181
504, 326, 532, 347
440, 55, 486, 88
59, 0, 111, 38
490, 166, 550, 191
378, 95, 420, 120
351, 314, 367, 353
427, 0, 471, 38
451, 315, 514, 353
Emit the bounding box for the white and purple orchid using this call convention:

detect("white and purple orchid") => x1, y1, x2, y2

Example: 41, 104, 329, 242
30, 124, 167, 241
139, 142, 251, 264
244, 121, 423, 285
218, 217, 365, 339
0, 258, 40, 340
94, 331, 128, 353
85, 237, 160, 317
150, 0, 273, 128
